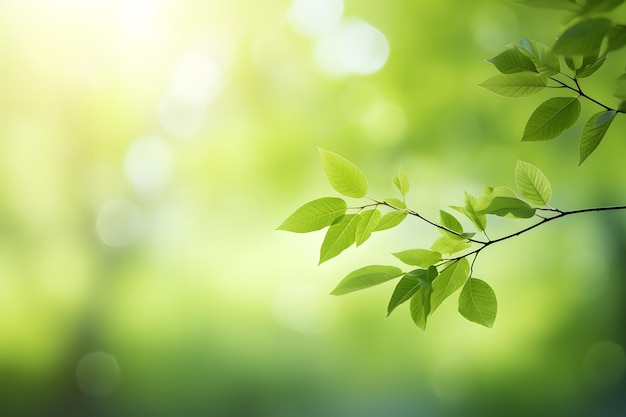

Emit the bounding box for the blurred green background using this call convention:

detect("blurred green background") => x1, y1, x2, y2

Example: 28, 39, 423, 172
0, 0, 625, 416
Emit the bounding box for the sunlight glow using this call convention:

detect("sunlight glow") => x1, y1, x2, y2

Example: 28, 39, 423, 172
313, 18, 389, 76
115, 0, 161, 40
96, 199, 144, 247
287, 0, 344, 38
158, 51, 223, 138
125, 136, 173, 195
272, 283, 334, 334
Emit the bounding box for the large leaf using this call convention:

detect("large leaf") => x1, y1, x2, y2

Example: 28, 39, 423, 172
458, 278, 497, 328
430, 258, 470, 313
277, 197, 347, 233
392, 167, 410, 197
515, 160, 552, 206
476, 196, 536, 219
319, 214, 361, 264
579, 110, 617, 165
387, 269, 428, 316
486, 47, 538, 74
553, 18, 613, 57
522, 97, 581, 142
516, 38, 560, 75
318, 148, 368, 198
475, 186, 517, 212
392, 249, 442, 268
480, 73, 547, 98
355, 209, 381, 246
373, 211, 407, 231
331, 265, 403, 295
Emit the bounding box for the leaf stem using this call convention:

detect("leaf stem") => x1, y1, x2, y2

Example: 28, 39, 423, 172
549, 76, 621, 112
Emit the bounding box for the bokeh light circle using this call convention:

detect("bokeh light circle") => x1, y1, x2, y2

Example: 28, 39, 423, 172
76, 352, 121, 397
96, 198, 144, 247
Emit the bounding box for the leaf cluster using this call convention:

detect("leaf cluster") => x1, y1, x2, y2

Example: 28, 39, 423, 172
481, 1, 626, 164
279, 151, 559, 330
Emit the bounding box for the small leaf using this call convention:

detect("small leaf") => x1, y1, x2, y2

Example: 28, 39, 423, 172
319, 214, 361, 264
318, 148, 368, 198
476, 196, 536, 219
392, 167, 410, 196
355, 209, 381, 246
374, 211, 407, 232
409, 266, 438, 330
331, 265, 403, 295
580, 0, 625, 14
608, 24, 626, 51
458, 278, 497, 328
614, 73, 626, 99
439, 210, 463, 237
392, 249, 442, 268
522, 97, 581, 142
480, 73, 547, 98
575, 55, 606, 78
384, 198, 406, 209
430, 258, 470, 313
515, 160, 552, 206
430, 237, 472, 255
475, 186, 518, 212
553, 18, 612, 57
486, 47, 538, 74
579, 110, 617, 165
387, 270, 422, 316
516, 38, 561, 75
277, 197, 347, 233
451, 193, 487, 232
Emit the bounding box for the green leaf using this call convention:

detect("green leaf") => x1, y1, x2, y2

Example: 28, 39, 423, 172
331, 265, 403, 295
439, 210, 463, 235
608, 24, 626, 51
518, 0, 582, 11
451, 192, 487, 232
486, 47, 538, 74
409, 266, 438, 330
277, 197, 347, 233
480, 73, 547, 98
476, 196, 536, 219
516, 38, 561, 75
373, 211, 407, 231
475, 186, 517, 212
430, 258, 470, 313
614, 73, 626, 99
387, 268, 432, 316
392, 249, 442, 268
458, 278, 497, 328
553, 18, 612, 57
318, 148, 368, 198
430, 237, 472, 255
580, 0, 625, 14
522, 97, 581, 142
575, 55, 606, 78
515, 160, 552, 206
384, 198, 406, 209
392, 167, 410, 196
579, 110, 617, 165
355, 209, 381, 246
319, 214, 361, 264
